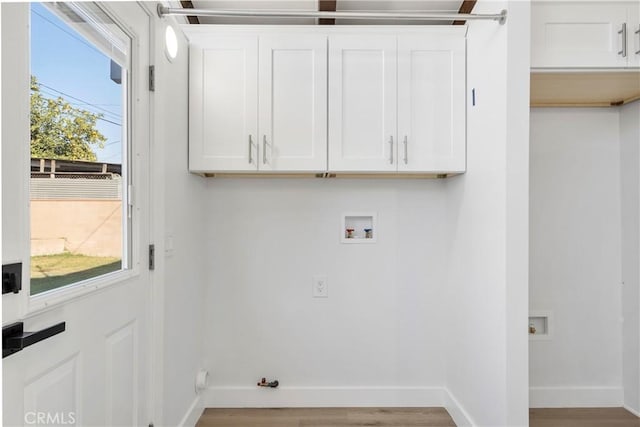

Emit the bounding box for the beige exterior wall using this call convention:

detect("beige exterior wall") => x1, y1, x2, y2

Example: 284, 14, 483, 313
31, 200, 122, 257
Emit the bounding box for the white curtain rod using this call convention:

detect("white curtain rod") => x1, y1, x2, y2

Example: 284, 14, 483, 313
156, 5, 507, 25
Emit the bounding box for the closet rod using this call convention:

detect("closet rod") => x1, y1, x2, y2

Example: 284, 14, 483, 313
157, 5, 507, 25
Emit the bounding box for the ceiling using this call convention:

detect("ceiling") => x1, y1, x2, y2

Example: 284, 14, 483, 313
177, 1, 467, 25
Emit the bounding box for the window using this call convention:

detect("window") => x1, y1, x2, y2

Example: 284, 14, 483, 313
29, 2, 131, 295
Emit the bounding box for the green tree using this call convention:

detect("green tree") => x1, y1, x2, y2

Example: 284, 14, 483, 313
30, 76, 106, 161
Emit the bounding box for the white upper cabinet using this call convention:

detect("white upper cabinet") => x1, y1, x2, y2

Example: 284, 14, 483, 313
531, 2, 639, 68
259, 35, 327, 172
188, 27, 467, 175
189, 35, 258, 172
189, 32, 327, 173
328, 32, 465, 173
328, 35, 397, 172
397, 35, 466, 173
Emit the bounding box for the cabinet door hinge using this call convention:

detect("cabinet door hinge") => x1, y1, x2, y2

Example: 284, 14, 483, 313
149, 65, 155, 92
149, 244, 155, 270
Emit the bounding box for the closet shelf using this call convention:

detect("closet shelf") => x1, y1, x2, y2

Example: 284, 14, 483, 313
530, 71, 640, 108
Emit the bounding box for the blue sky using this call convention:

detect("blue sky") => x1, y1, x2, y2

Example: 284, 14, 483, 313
30, 2, 123, 164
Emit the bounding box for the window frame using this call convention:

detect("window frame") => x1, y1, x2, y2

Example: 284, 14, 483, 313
26, 1, 143, 314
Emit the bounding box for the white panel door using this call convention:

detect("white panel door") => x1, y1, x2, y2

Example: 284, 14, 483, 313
629, 3, 640, 68
259, 35, 327, 172
328, 35, 397, 172
397, 35, 466, 173
531, 2, 629, 68
189, 35, 258, 172
2, 3, 152, 426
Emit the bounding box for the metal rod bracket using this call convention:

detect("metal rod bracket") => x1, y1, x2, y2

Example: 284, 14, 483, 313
157, 4, 167, 19
499, 9, 507, 25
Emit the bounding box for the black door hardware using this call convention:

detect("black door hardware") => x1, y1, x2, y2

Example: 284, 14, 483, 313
3, 321, 66, 358
2, 263, 22, 294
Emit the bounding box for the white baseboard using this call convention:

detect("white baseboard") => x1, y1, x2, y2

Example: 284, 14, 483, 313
623, 404, 640, 418
202, 386, 447, 408
443, 389, 475, 427
178, 396, 204, 427
529, 387, 623, 408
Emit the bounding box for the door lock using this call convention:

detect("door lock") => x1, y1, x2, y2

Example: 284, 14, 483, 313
2, 263, 22, 294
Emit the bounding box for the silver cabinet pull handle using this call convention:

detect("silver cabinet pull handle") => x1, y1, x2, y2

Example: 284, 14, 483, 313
389, 136, 394, 164
248, 135, 253, 164
403, 135, 408, 164
263, 135, 267, 165
618, 23, 627, 57
635, 26, 640, 55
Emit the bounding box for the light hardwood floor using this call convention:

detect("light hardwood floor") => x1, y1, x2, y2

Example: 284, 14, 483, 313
530, 408, 640, 427
196, 407, 640, 427
196, 407, 456, 427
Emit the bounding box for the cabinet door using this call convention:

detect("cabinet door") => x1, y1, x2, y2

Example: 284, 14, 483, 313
189, 35, 258, 172
397, 35, 465, 173
531, 2, 629, 68
259, 35, 327, 172
629, 3, 640, 68
328, 35, 397, 172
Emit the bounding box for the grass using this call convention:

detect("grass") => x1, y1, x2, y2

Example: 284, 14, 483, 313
31, 252, 121, 295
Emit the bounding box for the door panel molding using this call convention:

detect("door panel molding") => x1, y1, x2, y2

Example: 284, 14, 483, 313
24, 354, 81, 426
106, 321, 138, 427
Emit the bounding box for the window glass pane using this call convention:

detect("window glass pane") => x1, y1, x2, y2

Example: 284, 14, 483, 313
29, 2, 129, 295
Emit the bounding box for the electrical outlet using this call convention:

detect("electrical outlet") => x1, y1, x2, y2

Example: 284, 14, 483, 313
312, 275, 328, 298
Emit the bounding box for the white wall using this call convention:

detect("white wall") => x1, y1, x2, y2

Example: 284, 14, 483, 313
504, 2, 531, 424
194, 3, 531, 424
529, 108, 623, 407
152, 17, 208, 427
620, 101, 640, 415
202, 179, 450, 406
445, 1, 530, 426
